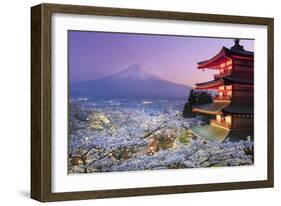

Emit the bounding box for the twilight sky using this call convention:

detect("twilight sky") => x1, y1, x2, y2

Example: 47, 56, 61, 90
69, 31, 254, 86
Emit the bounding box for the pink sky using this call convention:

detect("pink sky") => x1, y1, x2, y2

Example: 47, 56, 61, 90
69, 31, 254, 86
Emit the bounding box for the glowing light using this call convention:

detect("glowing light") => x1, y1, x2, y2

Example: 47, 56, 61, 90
142, 101, 153, 104
226, 85, 232, 90
225, 115, 232, 125
219, 86, 225, 90
226, 60, 232, 65
216, 115, 221, 122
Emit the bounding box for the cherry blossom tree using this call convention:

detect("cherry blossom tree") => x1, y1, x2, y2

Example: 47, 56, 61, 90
68, 101, 253, 173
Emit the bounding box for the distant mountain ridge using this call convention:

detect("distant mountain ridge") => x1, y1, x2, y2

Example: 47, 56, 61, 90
71, 64, 191, 99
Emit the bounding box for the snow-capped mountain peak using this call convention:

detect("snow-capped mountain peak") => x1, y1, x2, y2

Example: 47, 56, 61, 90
110, 64, 161, 80
71, 64, 191, 99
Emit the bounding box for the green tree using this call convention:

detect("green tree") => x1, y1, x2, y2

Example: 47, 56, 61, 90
182, 89, 212, 118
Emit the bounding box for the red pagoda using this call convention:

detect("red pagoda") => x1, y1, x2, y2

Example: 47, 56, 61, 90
190, 39, 254, 142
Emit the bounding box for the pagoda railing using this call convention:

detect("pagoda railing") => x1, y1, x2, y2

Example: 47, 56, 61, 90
214, 70, 232, 79
211, 119, 231, 129
213, 95, 231, 101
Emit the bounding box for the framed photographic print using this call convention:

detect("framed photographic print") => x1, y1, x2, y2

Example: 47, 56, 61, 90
31, 3, 274, 202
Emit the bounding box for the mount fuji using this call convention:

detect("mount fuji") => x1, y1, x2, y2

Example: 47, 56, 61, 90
71, 64, 191, 99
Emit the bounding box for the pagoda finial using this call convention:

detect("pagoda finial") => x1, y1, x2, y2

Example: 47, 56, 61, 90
231, 38, 244, 51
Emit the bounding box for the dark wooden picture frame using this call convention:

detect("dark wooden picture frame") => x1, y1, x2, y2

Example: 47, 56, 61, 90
31, 3, 274, 202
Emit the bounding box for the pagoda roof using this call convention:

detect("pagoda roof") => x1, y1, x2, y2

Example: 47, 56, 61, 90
198, 46, 254, 69
222, 102, 253, 115
190, 125, 253, 142
195, 78, 224, 90
192, 102, 230, 115
195, 75, 253, 89
190, 125, 230, 142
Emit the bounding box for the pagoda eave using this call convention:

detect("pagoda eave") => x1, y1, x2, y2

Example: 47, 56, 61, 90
192, 102, 230, 115
197, 57, 229, 69
190, 125, 254, 142
230, 55, 254, 60
195, 75, 253, 90
192, 108, 222, 115
222, 103, 254, 115
197, 48, 227, 69
190, 125, 230, 142
195, 78, 224, 90
197, 46, 254, 70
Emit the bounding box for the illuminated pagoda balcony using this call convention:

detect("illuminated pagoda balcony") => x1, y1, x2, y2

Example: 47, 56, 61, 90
214, 70, 232, 79
195, 75, 253, 90
213, 95, 231, 102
